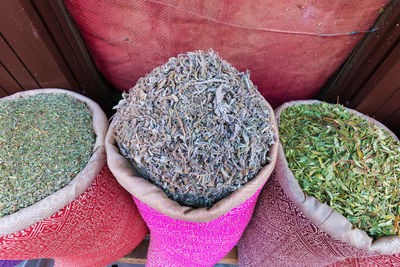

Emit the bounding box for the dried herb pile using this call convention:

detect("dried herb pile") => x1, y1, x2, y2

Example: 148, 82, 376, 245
114, 50, 275, 207
279, 102, 400, 238
0, 93, 95, 217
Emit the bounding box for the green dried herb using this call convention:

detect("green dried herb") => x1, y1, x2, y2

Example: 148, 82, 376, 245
0, 93, 95, 217
279, 102, 400, 239
114, 50, 275, 207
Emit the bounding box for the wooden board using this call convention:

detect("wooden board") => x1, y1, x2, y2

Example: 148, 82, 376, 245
354, 41, 400, 116
0, 0, 76, 90
117, 238, 238, 265
0, 33, 39, 90
0, 61, 23, 95
318, 1, 400, 136
0, 0, 113, 112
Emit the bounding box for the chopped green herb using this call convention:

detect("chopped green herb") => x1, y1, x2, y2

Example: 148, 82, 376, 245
279, 102, 400, 239
0, 93, 95, 217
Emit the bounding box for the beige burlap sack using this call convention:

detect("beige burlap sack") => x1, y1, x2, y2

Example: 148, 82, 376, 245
274, 100, 400, 255
106, 96, 278, 222
0, 89, 148, 267
106, 96, 278, 266
239, 99, 400, 267
0, 89, 108, 235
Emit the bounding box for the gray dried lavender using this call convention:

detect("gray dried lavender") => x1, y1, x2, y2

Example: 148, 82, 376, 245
0, 93, 95, 217
279, 102, 400, 239
114, 50, 275, 207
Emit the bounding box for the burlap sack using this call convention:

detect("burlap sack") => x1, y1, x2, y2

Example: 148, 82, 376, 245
238, 100, 400, 267
0, 89, 148, 267
106, 99, 278, 266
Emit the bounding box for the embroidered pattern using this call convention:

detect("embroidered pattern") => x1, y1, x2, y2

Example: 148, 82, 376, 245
0, 166, 148, 267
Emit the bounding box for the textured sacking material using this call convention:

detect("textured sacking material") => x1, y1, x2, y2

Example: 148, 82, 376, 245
238, 100, 400, 267
330, 255, 400, 267
106, 100, 278, 266
0, 89, 148, 267
63, 0, 389, 107
0, 261, 23, 267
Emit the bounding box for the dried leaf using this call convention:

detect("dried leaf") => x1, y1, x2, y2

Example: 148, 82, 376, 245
279, 102, 400, 239
114, 50, 275, 207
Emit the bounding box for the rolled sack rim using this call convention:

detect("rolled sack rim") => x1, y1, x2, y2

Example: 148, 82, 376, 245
0, 88, 108, 237
106, 96, 279, 223
274, 99, 400, 255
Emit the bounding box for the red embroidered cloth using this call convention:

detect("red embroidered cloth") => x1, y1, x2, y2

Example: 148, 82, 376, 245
0, 166, 148, 267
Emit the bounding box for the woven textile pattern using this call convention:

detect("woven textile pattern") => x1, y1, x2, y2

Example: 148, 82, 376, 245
134, 188, 261, 267
0, 166, 148, 267
238, 174, 400, 267
0, 261, 23, 267
64, 0, 388, 107
329, 255, 400, 267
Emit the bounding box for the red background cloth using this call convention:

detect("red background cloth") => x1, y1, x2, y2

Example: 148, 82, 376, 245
64, 0, 388, 107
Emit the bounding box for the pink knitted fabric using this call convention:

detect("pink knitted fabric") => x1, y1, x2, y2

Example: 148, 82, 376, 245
134, 188, 262, 267
238, 174, 382, 267
0, 166, 148, 267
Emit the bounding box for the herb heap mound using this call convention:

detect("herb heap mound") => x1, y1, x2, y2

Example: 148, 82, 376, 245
114, 50, 275, 207
279, 102, 400, 238
0, 93, 95, 217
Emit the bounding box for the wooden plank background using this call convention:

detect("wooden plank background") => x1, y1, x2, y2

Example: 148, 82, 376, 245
116, 236, 239, 265
319, 0, 400, 135
0, 0, 113, 112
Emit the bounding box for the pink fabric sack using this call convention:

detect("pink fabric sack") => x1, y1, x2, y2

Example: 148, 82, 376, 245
238, 100, 400, 267
133, 192, 261, 266
106, 99, 278, 266
0, 89, 148, 267
64, 0, 388, 107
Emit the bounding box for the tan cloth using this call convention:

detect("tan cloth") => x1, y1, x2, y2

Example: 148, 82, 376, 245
106, 97, 278, 222
0, 89, 108, 236
274, 100, 400, 255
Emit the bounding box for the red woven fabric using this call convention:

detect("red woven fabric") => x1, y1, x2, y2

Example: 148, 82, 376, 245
64, 0, 388, 107
329, 255, 400, 267
237, 174, 400, 267
0, 166, 148, 267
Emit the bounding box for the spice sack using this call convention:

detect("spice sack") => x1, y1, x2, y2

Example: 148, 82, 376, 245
106, 51, 278, 266
0, 89, 148, 267
238, 100, 400, 266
